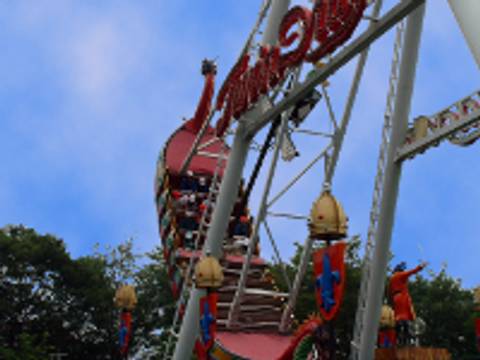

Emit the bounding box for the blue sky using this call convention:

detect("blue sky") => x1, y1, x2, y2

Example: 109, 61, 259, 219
1, 1, 479, 288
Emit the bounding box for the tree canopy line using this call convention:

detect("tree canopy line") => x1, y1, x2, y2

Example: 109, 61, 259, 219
0, 225, 477, 359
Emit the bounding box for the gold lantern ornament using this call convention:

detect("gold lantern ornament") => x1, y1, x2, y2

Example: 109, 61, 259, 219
309, 189, 348, 241
194, 253, 224, 289
413, 116, 430, 141
114, 285, 137, 311
379, 305, 395, 329
474, 287, 480, 310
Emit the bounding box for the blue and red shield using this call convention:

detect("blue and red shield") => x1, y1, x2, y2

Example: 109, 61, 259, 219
195, 292, 218, 359
476, 318, 480, 352
313, 242, 347, 321
119, 311, 132, 356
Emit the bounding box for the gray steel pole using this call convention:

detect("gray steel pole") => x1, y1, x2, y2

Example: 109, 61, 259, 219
204, 123, 252, 260
261, 0, 290, 46
171, 1, 290, 358
358, 4, 426, 360
279, 235, 313, 332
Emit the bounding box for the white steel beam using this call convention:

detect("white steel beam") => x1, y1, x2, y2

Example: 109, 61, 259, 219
358, 4, 426, 359
266, 211, 309, 220
448, 0, 480, 70
324, 0, 385, 185
262, 220, 292, 292
267, 143, 333, 208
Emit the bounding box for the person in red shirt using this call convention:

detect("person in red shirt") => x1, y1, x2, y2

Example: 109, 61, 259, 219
389, 261, 427, 346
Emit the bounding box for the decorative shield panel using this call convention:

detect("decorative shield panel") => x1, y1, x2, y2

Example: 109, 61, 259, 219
119, 311, 132, 355
476, 318, 480, 352
313, 242, 347, 321
196, 292, 218, 357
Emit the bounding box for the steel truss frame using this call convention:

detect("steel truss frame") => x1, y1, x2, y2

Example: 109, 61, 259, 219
171, 0, 429, 359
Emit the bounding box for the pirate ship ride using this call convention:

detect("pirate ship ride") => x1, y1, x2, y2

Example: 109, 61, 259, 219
154, 59, 332, 358
153, 0, 480, 358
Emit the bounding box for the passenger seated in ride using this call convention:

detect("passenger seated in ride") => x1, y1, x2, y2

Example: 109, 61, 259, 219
198, 176, 209, 193
199, 199, 208, 214
180, 170, 198, 192
171, 190, 181, 200
184, 230, 195, 250
176, 193, 189, 211
180, 210, 199, 231
233, 216, 250, 237
187, 194, 197, 212
232, 237, 250, 255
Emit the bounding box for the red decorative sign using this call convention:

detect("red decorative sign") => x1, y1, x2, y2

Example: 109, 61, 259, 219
215, 0, 367, 136
313, 242, 347, 321
476, 318, 480, 353
195, 292, 218, 359
119, 311, 132, 356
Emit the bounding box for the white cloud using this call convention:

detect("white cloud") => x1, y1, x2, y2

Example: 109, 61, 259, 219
67, 21, 126, 105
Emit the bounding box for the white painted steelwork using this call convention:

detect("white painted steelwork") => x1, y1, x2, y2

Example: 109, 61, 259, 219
448, 0, 480, 69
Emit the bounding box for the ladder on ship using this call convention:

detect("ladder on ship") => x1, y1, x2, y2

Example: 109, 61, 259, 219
161, 139, 226, 358
160, 141, 290, 359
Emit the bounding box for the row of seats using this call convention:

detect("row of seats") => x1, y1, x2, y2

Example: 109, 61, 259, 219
155, 167, 257, 298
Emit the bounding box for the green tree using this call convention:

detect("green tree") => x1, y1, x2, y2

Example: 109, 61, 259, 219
0, 225, 117, 359
131, 247, 175, 356
409, 268, 477, 359
0, 225, 176, 359
93, 237, 140, 288
93, 239, 175, 357
0, 333, 51, 360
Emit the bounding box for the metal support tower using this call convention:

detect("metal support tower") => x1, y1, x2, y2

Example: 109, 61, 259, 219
171, 1, 290, 358
357, 4, 426, 359
171, 0, 426, 357
279, 0, 385, 333
351, 17, 406, 358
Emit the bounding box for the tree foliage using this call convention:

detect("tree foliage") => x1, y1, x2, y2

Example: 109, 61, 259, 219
0, 225, 173, 359
1, 224, 477, 359
0, 225, 119, 358
131, 248, 174, 356
409, 268, 477, 358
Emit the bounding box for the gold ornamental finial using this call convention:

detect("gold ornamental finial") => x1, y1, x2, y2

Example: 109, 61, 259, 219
309, 190, 348, 241
114, 285, 137, 311
474, 287, 480, 307
194, 253, 224, 289
379, 305, 395, 329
